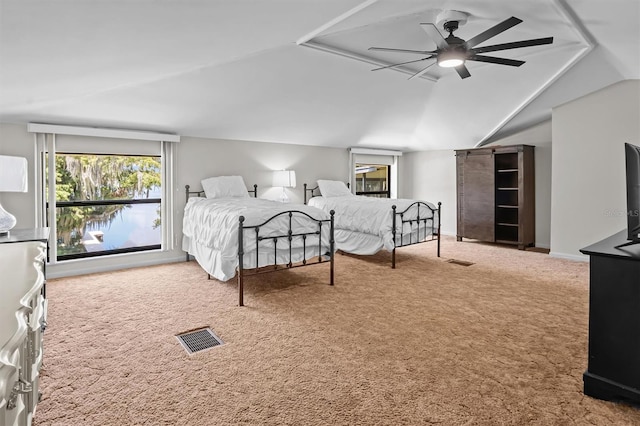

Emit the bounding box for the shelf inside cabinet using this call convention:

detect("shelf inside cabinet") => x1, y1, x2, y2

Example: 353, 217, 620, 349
495, 225, 519, 242
494, 152, 518, 170
496, 206, 518, 224
496, 189, 518, 206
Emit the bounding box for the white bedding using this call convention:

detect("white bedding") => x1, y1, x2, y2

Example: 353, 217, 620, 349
183, 197, 332, 281
308, 195, 437, 253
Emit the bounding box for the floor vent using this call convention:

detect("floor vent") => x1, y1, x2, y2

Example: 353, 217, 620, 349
446, 259, 475, 267
176, 327, 223, 354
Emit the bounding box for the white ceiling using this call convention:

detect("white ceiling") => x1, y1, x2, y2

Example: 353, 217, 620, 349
0, 0, 638, 151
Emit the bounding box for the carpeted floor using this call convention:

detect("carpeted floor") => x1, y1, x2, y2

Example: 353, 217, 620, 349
34, 236, 640, 425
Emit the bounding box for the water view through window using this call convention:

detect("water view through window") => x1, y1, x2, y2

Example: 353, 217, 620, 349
50, 153, 162, 260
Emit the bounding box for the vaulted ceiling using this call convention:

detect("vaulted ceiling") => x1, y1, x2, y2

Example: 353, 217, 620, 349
0, 0, 638, 151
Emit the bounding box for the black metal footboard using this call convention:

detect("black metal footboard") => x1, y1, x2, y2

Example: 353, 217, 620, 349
391, 201, 441, 268
237, 209, 335, 306
303, 183, 441, 269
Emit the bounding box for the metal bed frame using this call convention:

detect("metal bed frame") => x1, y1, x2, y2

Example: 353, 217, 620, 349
304, 183, 441, 268
185, 184, 335, 306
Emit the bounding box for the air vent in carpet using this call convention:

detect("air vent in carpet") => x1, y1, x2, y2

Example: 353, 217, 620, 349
446, 259, 475, 267
176, 327, 223, 354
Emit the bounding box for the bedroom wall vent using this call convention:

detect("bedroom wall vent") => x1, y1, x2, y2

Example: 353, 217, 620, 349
176, 327, 224, 354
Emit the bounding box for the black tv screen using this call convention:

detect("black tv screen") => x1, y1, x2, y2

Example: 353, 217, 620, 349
624, 142, 640, 243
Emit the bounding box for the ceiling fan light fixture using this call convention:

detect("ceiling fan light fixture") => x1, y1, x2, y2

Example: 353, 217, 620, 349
437, 51, 465, 68
369, 15, 553, 79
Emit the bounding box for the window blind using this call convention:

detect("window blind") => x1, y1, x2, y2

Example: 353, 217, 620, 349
55, 134, 160, 156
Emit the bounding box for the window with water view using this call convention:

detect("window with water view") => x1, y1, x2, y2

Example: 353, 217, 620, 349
50, 154, 162, 260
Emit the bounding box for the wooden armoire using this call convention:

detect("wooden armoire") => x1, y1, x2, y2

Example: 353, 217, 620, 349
455, 144, 535, 250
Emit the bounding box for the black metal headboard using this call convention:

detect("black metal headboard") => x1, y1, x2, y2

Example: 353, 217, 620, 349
303, 182, 350, 204
303, 183, 320, 204
185, 183, 258, 203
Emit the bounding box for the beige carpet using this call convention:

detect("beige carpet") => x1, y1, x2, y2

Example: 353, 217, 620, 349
35, 237, 640, 425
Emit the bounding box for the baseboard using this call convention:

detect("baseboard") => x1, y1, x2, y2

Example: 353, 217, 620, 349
47, 252, 187, 279
549, 251, 589, 262
526, 246, 550, 254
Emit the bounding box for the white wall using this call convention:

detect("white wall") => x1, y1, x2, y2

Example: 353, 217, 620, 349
402, 120, 553, 247
551, 79, 640, 259
177, 136, 349, 206
0, 123, 349, 277
400, 150, 456, 236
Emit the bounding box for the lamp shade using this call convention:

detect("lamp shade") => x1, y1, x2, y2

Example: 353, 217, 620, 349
272, 170, 296, 188
0, 155, 28, 192
0, 155, 28, 234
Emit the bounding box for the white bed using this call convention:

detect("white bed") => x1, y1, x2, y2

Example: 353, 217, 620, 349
183, 176, 335, 306
305, 180, 440, 267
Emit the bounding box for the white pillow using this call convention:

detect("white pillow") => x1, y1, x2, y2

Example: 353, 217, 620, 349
201, 175, 250, 199
317, 180, 352, 198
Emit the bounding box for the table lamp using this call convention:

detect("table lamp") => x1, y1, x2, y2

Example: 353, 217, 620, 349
0, 155, 28, 235
272, 170, 296, 203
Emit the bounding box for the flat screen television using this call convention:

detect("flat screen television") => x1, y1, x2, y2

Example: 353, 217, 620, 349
618, 142, 640, 248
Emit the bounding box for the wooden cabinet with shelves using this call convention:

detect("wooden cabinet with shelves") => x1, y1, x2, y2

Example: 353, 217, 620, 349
455, 145, 534, 249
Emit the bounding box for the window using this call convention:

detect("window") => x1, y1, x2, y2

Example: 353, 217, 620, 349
349, 148, 402, 198
31, 124, 178, 264
50, 153, 162, 260
355, 164, 390, 198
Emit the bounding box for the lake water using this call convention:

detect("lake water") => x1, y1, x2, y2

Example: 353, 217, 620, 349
82, 202, 162, 252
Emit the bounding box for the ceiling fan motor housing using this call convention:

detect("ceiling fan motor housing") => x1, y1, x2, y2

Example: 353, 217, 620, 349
443, 20, 459, 34
436, 10, 469, 30
439, 14, 469, 67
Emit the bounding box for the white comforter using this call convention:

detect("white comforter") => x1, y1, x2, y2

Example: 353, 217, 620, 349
183, 197, 332, 281
308, 195, 437, 251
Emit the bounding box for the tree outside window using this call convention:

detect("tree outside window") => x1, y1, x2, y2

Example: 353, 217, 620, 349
49, 154, 162, 260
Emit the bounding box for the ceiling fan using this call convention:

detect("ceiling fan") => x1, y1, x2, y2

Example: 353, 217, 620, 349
369, 14, 553, 80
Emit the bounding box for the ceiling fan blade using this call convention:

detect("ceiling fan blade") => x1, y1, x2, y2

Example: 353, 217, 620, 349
408, 60, 437, 80
371, 56, 435, 71
468, 55, 525, 67
464, 16, 522, 48
369, 47, 436, 55
472, 37, 554, 54
420, 23, 449, 50
455, 64, 471, 79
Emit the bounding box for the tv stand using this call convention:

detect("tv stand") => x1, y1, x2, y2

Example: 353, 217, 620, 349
580, 230, 640, 404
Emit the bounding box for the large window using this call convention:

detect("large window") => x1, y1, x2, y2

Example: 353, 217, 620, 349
355, 164, 390, 198
31, 125, 177, 265
49, 153, 162, 260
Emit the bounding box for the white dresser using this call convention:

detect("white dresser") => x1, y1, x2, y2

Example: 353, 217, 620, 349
1, 229, 49, 426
